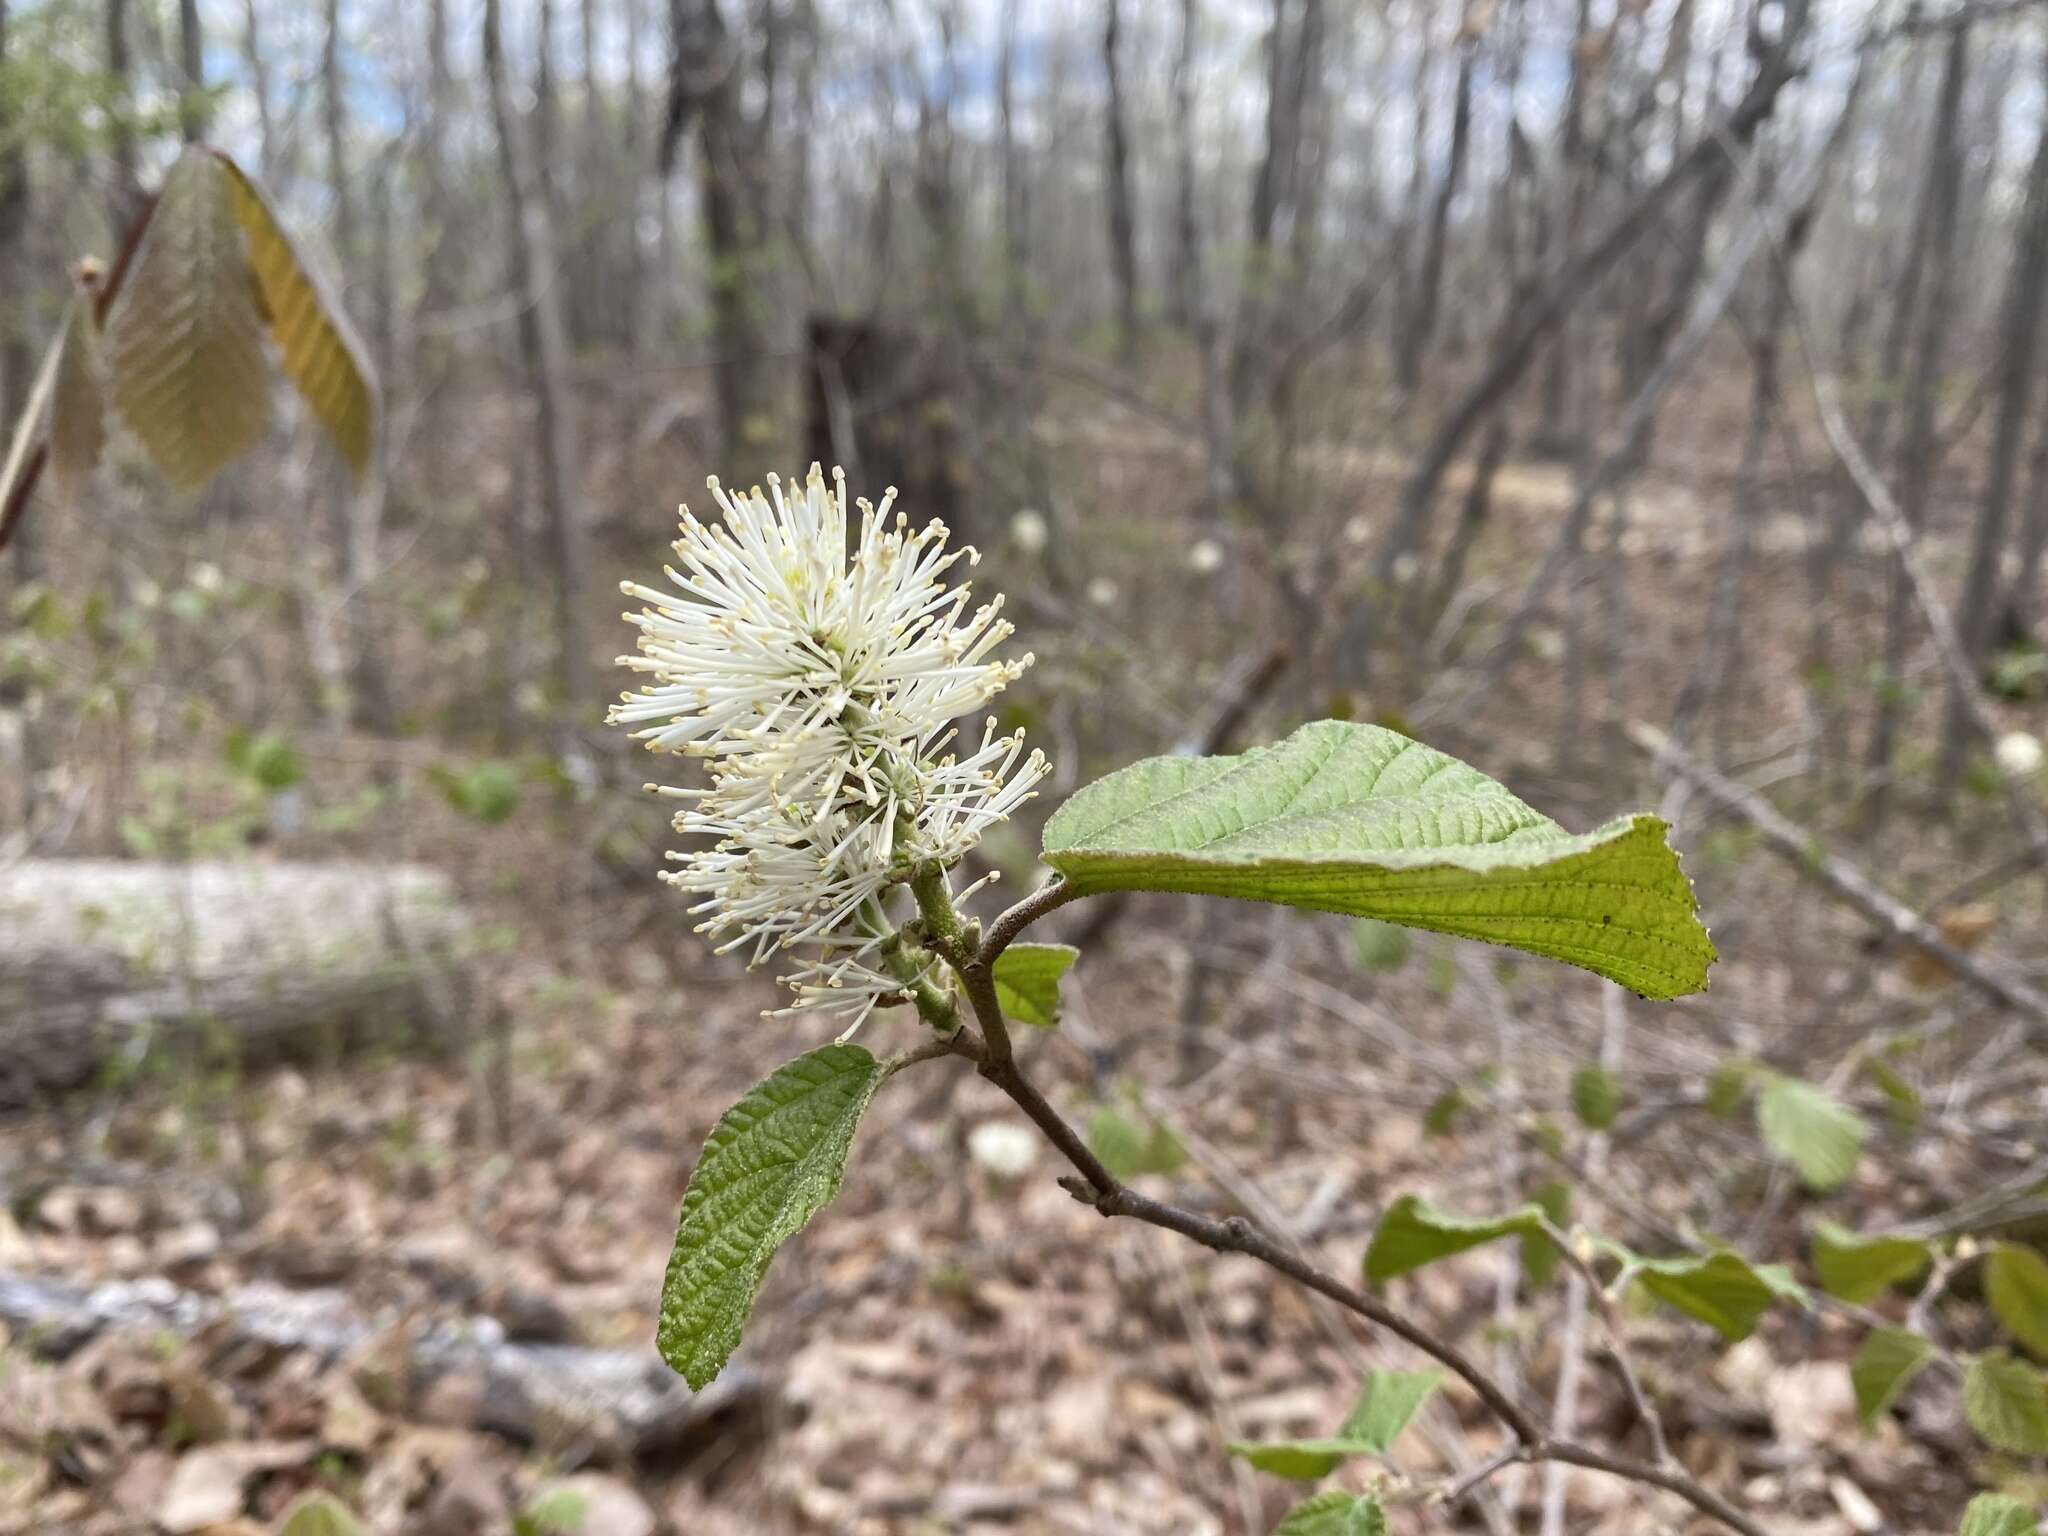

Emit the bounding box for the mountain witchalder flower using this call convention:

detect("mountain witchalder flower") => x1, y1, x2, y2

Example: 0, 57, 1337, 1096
612, 465, 1048, 1033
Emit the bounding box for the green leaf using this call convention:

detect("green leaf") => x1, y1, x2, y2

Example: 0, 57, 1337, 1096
1422, 1087, 1467, 1137
1705, 1059, 1754, 1119
1987, 1244, 2048, 1358
1226, 1438, 1361, 1481
1570, 1065, 1622, 1130
1336, 1368, 1441, 1452
1273, 1492, 1387, 1536
1962, 1351, 2048, 1454
1862, 1055, 1923, 1129
215, 149, 378, 479
513, 1489, 590, 1536
1850, 1327, 1934, 1427
1350, 917, 1411, 973
1364, 1194, 1545, 1285
1228, 1367, 1444, 1480
1087, 1107, 1185, 1179
437, 760, 522, 824
1810, 1222, 1931, 1305
1959, 1493, 2039, 1536
1521, 1182, 1572, 1289
103, 148, 271, 488
224, 728, 303, 793
658, 1045, 887, 1389
1040, 720, 1715, 999
1757, 1075, 1869, 1192
277, 1494, 366, 1536
992, 942, 1078, 1028
1627, 1250, 1793, 1341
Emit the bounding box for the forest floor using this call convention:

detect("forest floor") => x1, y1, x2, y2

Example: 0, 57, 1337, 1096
2, 366, 2043, 1534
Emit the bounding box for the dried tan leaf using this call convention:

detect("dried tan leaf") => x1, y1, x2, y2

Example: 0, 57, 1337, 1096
215, 149, 378, 479
48, 276, 106, 503
102, 148, 271, 489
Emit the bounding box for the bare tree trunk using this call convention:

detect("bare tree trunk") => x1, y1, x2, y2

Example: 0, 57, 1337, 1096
1867, 24, 1970, 830
2015, 395, 2048, 640
1102, 0, 1140, 364
1367, 4, 1809, 648
1941, 50, 2048, 793
240, 0, 276, 185
537, 0, 562, 217
177, 0, 207, 143
0, 0, 42, 829
999, 0, 1029, 325
105, 0, 142, 237
623, 0, 649, 358
1170, 0, 1201, 331
1397, 27, 1474, 394
1534, 0, 1594, 456
665, 0, 777, 478
484, 0, 591, 706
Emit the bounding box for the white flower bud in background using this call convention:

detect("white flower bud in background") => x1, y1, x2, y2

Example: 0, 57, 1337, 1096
967, 1120, 1039, 1179
1391, 552, 1421, 586
1188, 538, 1224, 576
612, 465, 1048, 1034
1086, 577, 1119, 607
1995, 730, 2044, 779
1010, 508, 1049, 555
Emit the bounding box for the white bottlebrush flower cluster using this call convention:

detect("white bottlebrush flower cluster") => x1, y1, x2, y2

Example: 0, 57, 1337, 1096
612, 465, 1048, 1032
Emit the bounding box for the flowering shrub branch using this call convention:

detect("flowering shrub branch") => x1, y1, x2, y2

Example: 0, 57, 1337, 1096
616, 468, 2044, 1536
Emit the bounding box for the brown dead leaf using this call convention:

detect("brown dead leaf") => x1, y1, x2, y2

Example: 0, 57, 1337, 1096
1903, 902, 2000, 988
157, 1440, 314, 1533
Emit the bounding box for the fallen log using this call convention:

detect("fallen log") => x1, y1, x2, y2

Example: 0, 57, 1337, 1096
0, 860, 474, 1106
0, 1270, 768, 1462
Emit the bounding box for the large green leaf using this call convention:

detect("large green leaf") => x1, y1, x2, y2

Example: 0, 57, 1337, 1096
992, 942, 1079, 1028
1810, 1222, 1930, 1305
1365, 1194, 1546, 1286
215, 149, 378, 479
103, 148, 271, 488
1041, 721, 1714, 998
1986, 1243, 2048, 1358
1625, 1250, 1798, 1342
1273, 1493, 1386, 1536
1850, 1326, 1934, 1427
1962, 1351, 2048, 1455
658, 1045, 886, 1388
1959, 1493, 2039, 1536
1757, 1076, 1868, 1192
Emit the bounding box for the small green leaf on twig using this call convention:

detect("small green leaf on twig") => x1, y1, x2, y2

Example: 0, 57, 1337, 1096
1810, 1222, 1930, 1305
1959, 1493, 2039, 1536
992, 942, 1079, 1028
1850, 1327, 1933, 1427
658, 1045, 887, 1389
1962, 1351, 2048, 1454
1757, 1075, 1868, 1192
1364, 1194, 1546, 1286
1985, 1243, 2048, 1358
